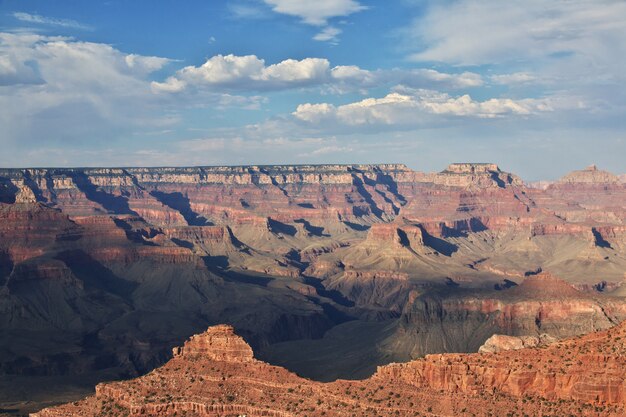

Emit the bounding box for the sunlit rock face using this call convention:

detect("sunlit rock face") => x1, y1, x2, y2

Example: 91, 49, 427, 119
34, 322, 626, 417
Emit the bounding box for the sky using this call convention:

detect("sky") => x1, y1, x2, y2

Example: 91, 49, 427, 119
0, 0, 624, 180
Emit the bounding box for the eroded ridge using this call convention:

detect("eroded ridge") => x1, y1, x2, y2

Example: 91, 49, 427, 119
35, 323, 626, 417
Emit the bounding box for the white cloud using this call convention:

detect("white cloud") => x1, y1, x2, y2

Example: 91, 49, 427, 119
0, 32, 179, 147
407, 0, 626, 70
313, 26, 342, 42
263, 0, 366, 26
293, 89, 558, 126
402, 69, 483, 89
124, 54, 171, 74
490, 72, 537, 85
13, 12, 92, 30
228, 3, 270, 20
151, 54, 485, 95
305, 144, 354, 157
263, 58, 329, 82
153, 54, 351, 93
398, 0, 626, 134
330, 65, 369, 80
181, 54, 265, 84
262, 0, 366, 42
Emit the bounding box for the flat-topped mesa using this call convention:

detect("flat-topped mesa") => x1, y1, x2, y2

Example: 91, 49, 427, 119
0, 164, 412, 187
445, 163, 501, 174
171, 324, 254, 363
365, 223, 424, 249
556, 164, 620, 184
433, 163, 523, 188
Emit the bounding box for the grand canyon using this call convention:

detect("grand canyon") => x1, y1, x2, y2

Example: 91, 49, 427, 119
1, 162, 626, 416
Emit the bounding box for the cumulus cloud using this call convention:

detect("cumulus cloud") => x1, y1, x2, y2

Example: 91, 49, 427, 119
13, 12, 92, 30
293, 89, 558, 127
152, 54, 485, 95
153, 54, 351, 93
0, 32, 179, 147
263, 0, 366, 26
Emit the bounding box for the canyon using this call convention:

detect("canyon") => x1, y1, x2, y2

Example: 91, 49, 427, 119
1, 162, 626, 415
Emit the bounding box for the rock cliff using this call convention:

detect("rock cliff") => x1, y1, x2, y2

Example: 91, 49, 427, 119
35, 322, 626, 416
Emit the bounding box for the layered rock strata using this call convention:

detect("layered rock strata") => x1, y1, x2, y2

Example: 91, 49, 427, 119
35, 323, 626, 416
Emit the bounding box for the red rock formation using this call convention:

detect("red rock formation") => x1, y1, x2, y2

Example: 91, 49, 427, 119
377, 319, 626, 408
35, 323, 626, 416
172, 325, 254, 362
365, 223, 424, 248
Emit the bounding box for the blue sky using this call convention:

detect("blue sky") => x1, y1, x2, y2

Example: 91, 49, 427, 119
0, 0, 624, 180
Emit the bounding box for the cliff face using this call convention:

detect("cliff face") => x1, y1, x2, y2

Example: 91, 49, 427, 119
34, 322, 626, 417
377, 319, 626, 409
2, 163, 626, 413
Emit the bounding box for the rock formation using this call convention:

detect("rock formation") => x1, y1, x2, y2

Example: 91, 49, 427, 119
478, 333, 557, 353
35, 322, 626, 416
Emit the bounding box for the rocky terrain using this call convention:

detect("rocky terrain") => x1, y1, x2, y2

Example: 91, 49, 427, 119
34, 322, 626, 416
1, 162, 626, 414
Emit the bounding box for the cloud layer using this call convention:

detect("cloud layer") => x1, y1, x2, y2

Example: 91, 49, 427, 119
408, 0, 626, 69
293, 89, 557, 128
152, 54, 485, 94
0, 32, 173, 145
12, 12, 92, 30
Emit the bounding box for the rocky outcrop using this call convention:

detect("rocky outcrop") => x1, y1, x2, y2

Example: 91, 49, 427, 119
377, 320, 626, 408
478, 333, 557, 353
35, 323, 626, 416
364, 223, 424, 249
432, 163, 524, 188
172, 325, 254, 362
556, 164, 621, 184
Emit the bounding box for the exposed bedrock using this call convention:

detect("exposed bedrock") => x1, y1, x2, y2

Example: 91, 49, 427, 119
35, 323, 626, 416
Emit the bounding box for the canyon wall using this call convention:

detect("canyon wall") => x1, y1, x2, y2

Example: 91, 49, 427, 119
2, 162, 626, 413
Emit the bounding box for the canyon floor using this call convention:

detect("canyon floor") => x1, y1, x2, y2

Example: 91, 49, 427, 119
1, 162, 626, 415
